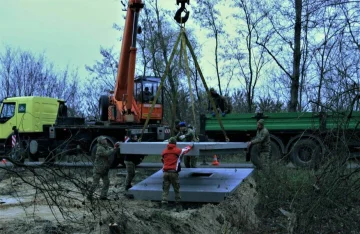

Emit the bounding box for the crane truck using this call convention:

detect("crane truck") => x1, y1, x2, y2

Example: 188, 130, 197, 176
0, 0, 192, 167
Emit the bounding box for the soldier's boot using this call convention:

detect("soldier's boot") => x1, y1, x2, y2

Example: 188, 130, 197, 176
175, 203, 183, 212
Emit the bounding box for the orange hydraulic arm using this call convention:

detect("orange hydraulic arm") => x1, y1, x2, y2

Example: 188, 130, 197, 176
111, 0, 190, 122
113, 0, 144, 113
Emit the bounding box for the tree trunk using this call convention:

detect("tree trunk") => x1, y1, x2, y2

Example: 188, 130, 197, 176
289, 0, 302, 112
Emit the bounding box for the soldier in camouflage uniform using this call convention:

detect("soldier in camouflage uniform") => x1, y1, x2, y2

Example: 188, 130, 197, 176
208, 88, 232, 117
176, 122, 196, 168
247, 119, 270, 169
87, 136, 119, 200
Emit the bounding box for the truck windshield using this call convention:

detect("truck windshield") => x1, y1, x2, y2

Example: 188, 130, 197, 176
0, 103, 16, 118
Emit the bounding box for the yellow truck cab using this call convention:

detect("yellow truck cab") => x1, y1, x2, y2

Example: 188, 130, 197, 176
0, 96, 66, 155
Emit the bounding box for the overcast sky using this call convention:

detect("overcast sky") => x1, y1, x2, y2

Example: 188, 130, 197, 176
0, 0, 187, 77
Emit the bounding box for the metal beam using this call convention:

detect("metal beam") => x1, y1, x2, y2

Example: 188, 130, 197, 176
119, 142, 247, 156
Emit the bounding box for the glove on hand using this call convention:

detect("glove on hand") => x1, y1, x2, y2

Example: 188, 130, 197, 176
211, 112, 216, 117
179, 135, 186, 140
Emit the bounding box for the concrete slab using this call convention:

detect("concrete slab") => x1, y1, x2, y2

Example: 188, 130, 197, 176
119, 142, 247, 156
129, 168, 253, 203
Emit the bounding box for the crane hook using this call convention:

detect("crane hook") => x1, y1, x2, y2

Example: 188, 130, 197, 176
174, 0, 190, 24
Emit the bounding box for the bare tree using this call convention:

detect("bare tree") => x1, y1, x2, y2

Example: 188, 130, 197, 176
226, 0, 269, 113
0, 47, 81, 116
194, 0, 226, 95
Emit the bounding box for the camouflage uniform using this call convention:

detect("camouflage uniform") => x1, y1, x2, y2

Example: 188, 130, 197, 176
176, 128, 196, 168
251, 125, 270, 169
208, 88, 231, 114
162, 172, 181, 203
88, 137, 115, 199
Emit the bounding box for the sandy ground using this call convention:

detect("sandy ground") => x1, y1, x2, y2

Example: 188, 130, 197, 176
0, 165, 259, 234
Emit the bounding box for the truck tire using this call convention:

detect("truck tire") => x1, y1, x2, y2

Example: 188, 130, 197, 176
250, 145, 261, 168
270, 141, 282, 161
99, 95, 109, 121
290, 139, 321, 168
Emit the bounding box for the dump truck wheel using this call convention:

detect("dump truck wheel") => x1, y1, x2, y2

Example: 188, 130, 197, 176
291, 139, 321, 168
249, 145, 261, 168
270, 141, 282, 161
99, 95, 109, 121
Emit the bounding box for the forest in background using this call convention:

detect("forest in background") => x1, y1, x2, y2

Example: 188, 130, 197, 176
1, 0, 359, 127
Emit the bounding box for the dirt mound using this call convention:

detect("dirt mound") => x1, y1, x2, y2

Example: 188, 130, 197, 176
111, 176, 259, 234
0, 168, 259, 234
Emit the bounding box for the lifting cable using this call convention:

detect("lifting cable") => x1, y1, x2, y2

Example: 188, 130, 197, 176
139, 33, 182, 142
139, 27, 229, 142
182, 32, 229, 142
180, 27, 199, 142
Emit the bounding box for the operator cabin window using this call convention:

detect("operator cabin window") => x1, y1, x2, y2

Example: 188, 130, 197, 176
0, 103, 16, 118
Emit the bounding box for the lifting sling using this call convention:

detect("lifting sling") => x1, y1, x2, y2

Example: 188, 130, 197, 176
139, 27, 229, 142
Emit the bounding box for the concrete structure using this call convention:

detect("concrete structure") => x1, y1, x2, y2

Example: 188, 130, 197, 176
120, 142, 247, 156
128, 168, 253, 203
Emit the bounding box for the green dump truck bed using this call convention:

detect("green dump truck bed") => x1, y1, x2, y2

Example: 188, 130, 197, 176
201, 111, 360, 168
204, 112, 360, 132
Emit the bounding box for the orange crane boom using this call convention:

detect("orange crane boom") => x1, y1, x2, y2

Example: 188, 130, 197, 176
114, 0, 144, 112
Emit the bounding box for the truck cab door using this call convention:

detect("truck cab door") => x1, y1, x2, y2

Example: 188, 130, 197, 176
0, 102, 17, 142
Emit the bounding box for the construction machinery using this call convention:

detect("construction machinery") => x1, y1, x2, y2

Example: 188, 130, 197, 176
0, 0, 173, 167
100, 0, 164, 125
